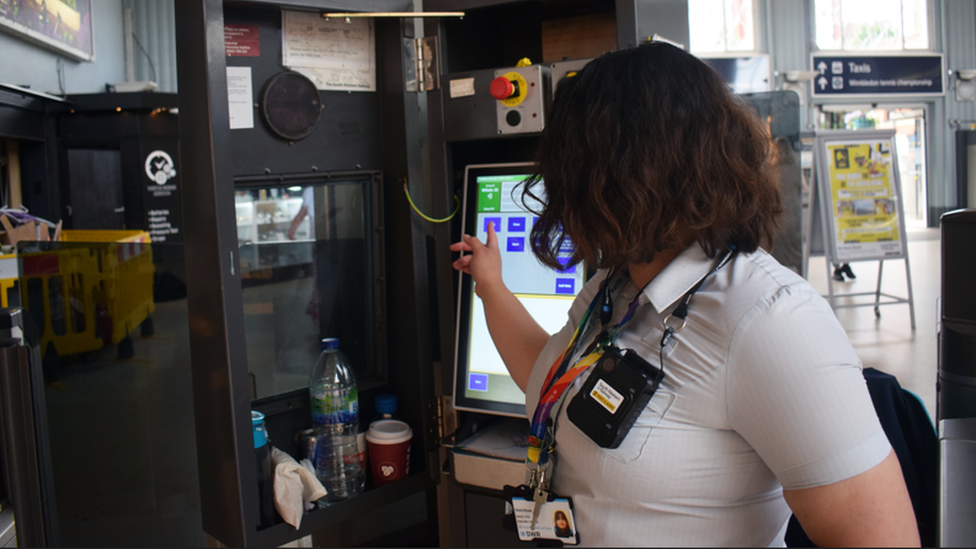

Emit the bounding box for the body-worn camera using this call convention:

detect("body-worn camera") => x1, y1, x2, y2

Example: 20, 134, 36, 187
565, 345, 664, 449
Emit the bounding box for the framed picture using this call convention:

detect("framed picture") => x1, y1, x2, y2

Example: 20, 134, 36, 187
813, 129, 906, 263
0, 0, 95, 62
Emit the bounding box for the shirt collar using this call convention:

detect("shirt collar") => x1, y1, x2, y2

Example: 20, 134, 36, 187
641, 242, 716, 315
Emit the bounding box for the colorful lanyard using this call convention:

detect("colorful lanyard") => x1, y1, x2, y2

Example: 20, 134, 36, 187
526, 268, 638, 466
525, 247, 738, 468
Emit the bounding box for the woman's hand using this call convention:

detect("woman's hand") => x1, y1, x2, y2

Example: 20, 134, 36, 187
450, 221, 548, 392
450, 222, 505, 298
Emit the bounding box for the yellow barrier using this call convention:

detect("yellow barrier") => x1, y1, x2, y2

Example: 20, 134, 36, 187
0, 253, 18, 308
18, 230, 155, 360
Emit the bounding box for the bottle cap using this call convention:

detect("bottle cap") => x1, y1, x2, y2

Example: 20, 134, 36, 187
252, 410, 268, 449
321, 337, 340, 350
375, 394, 398, 415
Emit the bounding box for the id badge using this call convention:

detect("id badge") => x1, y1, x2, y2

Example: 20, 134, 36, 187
511, 496, 579, 545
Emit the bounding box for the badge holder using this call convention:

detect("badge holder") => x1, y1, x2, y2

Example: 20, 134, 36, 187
504, 419, 580, 545
566, 345, 664, 448
502, 484, 579, 546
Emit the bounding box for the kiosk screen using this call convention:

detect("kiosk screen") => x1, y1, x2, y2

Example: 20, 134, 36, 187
453, 163, 586, 417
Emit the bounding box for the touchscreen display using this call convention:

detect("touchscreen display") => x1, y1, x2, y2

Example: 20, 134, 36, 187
455, 165, 586, 417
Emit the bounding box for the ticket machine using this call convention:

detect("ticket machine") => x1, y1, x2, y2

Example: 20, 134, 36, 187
421, 2, 691, 546
176, 1, 690, 546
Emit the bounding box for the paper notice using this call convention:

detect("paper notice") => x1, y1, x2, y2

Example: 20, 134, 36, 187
281, 10, 375, 92
450, 78, 476, 98
225, 24, 260, 57
226, 66, 254, 129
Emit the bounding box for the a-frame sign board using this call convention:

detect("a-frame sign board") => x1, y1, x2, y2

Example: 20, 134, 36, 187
811, 129, 916, 329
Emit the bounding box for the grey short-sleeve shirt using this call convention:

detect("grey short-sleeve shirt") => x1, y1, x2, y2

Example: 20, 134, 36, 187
524, 244, 891, 547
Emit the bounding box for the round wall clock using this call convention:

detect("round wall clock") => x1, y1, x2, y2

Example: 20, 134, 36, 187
260, 70, 322, 141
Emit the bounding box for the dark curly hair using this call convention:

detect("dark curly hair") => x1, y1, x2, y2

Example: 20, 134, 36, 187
523, 42, 783, 270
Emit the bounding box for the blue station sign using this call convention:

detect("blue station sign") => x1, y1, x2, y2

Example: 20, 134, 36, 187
810, 54, 944, 97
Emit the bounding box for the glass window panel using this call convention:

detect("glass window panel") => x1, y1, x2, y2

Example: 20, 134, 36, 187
725, 0, 755, 51
902, 0, 929, 49
49, 275, 66, 336
841, 0, 903, 50
16, 241, 205, 547
238, 179, 383, 401
0, 454, 5, 511
27, 278, 45, 337
6, 281, 20, 311
815, 0, 928, 51
815, 0, 842, 50
689, 0, 728, 53
69, 273, 86, 334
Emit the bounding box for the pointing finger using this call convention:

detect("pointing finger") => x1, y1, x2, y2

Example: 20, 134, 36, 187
486, 222, 498, 249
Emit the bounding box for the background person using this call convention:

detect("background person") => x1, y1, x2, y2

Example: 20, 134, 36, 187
288, 186, 319, 322
451, 42, 918, 547
833, 262, 857, 282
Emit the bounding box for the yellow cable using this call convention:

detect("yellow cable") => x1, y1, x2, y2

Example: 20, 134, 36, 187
403, 182, 459, 223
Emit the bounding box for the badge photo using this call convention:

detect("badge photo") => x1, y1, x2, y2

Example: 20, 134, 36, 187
512, 497, 579, 545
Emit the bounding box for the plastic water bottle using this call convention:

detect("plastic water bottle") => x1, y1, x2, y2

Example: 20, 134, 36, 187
309, 338, 363, 505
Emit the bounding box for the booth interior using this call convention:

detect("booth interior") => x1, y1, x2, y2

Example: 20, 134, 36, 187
0, 0, 974, 548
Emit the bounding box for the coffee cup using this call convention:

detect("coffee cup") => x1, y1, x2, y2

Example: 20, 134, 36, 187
366, 419, 412, 487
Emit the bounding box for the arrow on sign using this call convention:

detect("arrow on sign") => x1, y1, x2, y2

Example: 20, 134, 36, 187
817, 61, 827, 74
818, 76, 828, 90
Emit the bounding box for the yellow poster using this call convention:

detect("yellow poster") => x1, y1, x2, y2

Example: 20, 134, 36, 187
825, 140, 903, 260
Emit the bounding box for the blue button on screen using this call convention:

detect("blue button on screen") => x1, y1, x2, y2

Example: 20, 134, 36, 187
507, 237, 525, 252
484, 217, 501, 233
469, 373, 488, 392
508, 217, 526, 232
555, 278, 575, 294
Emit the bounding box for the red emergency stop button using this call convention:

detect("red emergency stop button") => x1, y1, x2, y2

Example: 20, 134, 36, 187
490, 76, 516, 100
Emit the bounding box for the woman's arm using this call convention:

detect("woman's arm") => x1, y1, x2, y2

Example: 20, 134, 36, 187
784, 450, 920, 547
287, 206, 309, 240
450, 222, 550, 391
726, 287, 920, 547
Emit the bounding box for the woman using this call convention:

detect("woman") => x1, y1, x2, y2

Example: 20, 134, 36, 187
451, 43, 918, 546
553, 509, 574, 539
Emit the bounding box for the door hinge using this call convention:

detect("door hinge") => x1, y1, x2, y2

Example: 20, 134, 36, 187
406, 36, 439, 92
436, 394, 456, 447
419, 36, 439, 92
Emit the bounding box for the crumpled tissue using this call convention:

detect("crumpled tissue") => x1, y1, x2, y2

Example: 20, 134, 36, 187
272, 447, 327, 529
